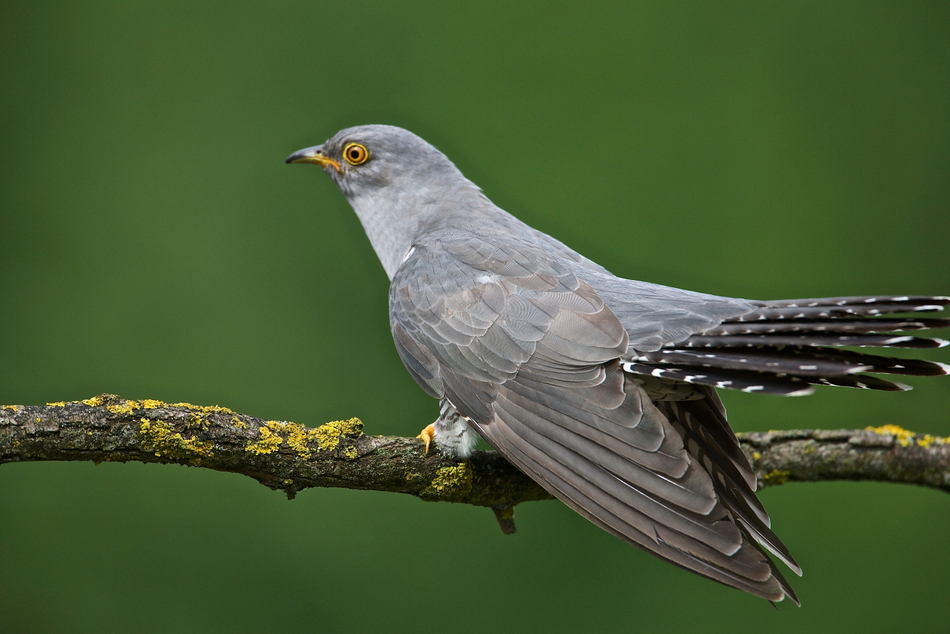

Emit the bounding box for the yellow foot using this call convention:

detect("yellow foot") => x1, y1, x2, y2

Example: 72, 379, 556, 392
417, 424, 436, 454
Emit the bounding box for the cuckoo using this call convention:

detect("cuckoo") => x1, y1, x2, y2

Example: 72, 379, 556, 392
287, 124, 949, 604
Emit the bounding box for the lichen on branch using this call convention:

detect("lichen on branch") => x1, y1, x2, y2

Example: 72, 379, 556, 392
2, 395, 948, 528
0, 394, 548, 508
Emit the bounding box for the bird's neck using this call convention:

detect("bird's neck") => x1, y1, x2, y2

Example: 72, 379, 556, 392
347, 178, 489, 279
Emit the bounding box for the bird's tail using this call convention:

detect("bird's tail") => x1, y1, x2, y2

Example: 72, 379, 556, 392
624, 295, 950, 395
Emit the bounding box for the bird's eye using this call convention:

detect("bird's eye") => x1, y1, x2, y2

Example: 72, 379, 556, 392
342, 142, 370, 166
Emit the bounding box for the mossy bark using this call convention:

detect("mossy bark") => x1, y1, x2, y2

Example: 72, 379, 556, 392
2, 394, 948, 533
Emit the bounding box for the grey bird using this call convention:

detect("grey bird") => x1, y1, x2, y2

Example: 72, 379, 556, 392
287, 124, 949, 604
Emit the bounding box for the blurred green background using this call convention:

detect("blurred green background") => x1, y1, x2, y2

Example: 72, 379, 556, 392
2, 2, 948, 632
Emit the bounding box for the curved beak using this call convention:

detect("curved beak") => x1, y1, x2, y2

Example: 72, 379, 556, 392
285, 145, 342, 174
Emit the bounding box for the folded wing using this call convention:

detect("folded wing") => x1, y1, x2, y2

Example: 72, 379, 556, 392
390, 236, 800, 603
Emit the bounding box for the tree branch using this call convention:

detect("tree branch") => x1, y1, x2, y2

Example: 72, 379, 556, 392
2, 395, 948, 532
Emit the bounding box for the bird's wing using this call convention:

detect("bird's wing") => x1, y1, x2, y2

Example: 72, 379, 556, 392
390, 236, 798, 603
589, 275, 756, 351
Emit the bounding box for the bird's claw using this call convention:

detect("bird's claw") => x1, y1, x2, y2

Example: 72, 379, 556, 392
417, 423, 436, 454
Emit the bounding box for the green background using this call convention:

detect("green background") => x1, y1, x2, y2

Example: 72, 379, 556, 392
2, 2, 948, 632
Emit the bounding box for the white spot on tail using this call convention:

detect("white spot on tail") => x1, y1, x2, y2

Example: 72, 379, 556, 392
885, 336, 914, 345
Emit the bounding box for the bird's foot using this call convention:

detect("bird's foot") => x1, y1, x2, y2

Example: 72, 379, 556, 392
417, 423, 436, 454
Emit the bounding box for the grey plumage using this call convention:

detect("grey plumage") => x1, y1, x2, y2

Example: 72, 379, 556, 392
287, 124, 949, 604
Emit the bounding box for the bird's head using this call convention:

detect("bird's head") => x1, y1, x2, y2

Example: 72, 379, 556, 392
286, 124, 464, 201
287, 124, 489, 278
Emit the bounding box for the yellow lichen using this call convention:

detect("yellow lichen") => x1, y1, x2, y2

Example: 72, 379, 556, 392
762, 469, 791, 486
186, 412, 211, 430
245, 424, 283, 455
170, 402, 236, 416
751, 451, 762, 461
243, 419, 363, 459
46, 402, 66, 407
422, 462, 474, 500
76, 395, 241, 424
231, 416, 247, 429
243, 420, 315, 458
311, 418, 363, 452
138, 418, 213, 463
915, 434, 948, 448
282, 422, 319, 458
340, 445, 358, 460
1, 405, 19, 413
244, 421, 309, 457
106, 400, 138, 415
866, 424, 916, 447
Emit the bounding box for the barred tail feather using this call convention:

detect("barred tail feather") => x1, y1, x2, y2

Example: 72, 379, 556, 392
624, 295, 949, 395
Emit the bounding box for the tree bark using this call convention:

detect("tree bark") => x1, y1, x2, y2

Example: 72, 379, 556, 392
2, 395, 948, 532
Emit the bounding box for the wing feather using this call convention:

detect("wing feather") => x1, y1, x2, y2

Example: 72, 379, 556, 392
390, 235, 798, 603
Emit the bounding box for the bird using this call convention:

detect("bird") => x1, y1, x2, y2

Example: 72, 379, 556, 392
286, 124, 949, 604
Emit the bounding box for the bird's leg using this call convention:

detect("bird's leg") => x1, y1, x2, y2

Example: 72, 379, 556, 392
416, 399, 478, 458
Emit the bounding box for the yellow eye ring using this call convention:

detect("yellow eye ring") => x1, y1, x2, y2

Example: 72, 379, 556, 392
342, 142, 370, 166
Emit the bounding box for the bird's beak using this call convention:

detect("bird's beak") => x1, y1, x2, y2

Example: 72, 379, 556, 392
285, 145, 342, 174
